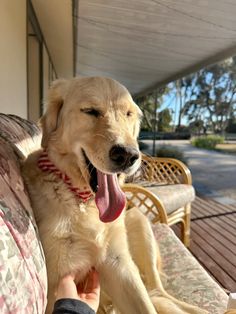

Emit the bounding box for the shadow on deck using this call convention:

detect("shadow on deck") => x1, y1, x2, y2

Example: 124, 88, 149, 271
172, 196, 236, 293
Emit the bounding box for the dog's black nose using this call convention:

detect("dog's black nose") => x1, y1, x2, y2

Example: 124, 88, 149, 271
109, 145, 139, 168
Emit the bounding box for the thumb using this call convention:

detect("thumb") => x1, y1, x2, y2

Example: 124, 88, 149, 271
56, 274, 78, 300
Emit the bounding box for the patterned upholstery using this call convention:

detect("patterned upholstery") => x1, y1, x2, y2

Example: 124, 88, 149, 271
0, 113, 41, 159
154, 224, 228, 314
0, 115, 47, 313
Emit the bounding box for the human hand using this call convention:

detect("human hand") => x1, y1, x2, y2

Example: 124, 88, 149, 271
56, 269, 100, 312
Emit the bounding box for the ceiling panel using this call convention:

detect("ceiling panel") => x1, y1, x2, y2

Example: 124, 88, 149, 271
76, 0, 236, 96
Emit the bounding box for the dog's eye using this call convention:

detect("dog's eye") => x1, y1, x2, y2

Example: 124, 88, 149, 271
127, 111, 133, 117
81, 108, 101, 117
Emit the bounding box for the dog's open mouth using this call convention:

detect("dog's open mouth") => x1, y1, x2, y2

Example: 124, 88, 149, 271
82, 150, 98, 193
82, 150, 126, 223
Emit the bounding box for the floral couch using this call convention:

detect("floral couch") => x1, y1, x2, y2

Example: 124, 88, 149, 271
0, 113, 229, 313
0, 114, 47, 313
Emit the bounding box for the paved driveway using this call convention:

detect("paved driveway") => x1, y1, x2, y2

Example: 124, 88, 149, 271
141, 140, 236, 205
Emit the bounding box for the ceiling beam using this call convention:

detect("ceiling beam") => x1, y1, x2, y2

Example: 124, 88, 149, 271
134, 44, 236, 99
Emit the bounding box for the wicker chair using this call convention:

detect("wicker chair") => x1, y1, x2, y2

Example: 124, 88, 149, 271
123, 154, 195, 247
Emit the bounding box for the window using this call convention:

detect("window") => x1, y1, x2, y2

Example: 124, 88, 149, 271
27, 0, 57, 121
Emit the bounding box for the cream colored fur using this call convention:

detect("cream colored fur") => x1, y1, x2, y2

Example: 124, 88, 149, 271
23, 77, 207, 314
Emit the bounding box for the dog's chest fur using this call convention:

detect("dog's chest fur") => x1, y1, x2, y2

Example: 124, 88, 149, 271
22, 150, 125, 279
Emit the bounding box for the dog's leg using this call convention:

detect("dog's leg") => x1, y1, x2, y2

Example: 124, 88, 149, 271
125, 208, 208, 314
99, 256, 157, 314
125, 207, 164, 291
98, 222, 157, 314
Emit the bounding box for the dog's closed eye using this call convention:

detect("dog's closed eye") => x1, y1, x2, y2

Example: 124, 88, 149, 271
81, 108, 102, 118
126, 111, 133, 117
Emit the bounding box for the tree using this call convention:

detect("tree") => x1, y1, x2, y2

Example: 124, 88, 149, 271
173, 74, 199, 128
189, 119, 204, 135
136, 95, 159, 131
179, 57, 236, 133
136, 56, 236, 134
136, 86, 169, 132
158, 108, 172, 132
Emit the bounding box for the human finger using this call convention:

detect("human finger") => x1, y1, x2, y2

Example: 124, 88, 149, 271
56, 274, 78, 300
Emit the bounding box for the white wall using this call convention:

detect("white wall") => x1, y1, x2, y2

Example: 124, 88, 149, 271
0, 0, 27, 118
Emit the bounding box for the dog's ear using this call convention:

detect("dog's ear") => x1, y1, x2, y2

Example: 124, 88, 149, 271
133, 103, 143, 138
40, 79, 69, 148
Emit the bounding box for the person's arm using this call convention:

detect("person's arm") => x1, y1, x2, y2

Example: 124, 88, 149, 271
53, 270, 100, 314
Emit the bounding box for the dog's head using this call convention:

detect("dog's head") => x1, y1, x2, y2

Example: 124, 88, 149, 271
41, 77, 142, 222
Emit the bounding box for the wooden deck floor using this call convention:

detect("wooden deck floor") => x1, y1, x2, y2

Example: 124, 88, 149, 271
173, 196, 236, 293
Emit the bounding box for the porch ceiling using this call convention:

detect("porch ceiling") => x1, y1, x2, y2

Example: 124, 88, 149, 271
76, 0, 236, 97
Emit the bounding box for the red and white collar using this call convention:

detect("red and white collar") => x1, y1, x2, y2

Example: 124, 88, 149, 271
38, 151, 93, 202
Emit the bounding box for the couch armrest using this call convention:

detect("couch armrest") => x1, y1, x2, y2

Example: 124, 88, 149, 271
139, 154, 192, 185
122, 183, 168, 224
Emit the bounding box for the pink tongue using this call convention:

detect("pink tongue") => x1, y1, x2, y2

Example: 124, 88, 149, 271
95, 170, 126, 223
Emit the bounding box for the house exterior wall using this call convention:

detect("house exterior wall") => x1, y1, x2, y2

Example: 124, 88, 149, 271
0, 0, 27, 118
0, 1, 73, 121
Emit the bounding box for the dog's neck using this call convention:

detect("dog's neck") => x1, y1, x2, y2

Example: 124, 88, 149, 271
38, 150, 93, 202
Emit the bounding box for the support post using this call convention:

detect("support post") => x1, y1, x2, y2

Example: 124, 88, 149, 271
152, 90, 158, 156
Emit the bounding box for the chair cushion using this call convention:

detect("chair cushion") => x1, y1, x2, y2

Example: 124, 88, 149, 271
146, 184, 195, 214
153, 224, 228, 313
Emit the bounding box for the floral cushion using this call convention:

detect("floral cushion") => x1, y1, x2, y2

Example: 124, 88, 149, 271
0, 115, 47, 313
153, 223, 228, 314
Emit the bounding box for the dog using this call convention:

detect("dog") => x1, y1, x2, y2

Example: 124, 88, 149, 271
23, 77, 207, 314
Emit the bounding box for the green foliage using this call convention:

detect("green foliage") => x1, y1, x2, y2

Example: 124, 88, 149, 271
175, 125, 190, 133
189, 119, 205, 135
136, 86, 170, 132
158, 108, 172, 132
191, 135, 225, 150
155, 145, 188, 165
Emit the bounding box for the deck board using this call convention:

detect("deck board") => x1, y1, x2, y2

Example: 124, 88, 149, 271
191, 197, 236, 219
198, 218, 236, 250
190, 241, 236, 291
172, 196, 236, 292
191, 222, 236, 268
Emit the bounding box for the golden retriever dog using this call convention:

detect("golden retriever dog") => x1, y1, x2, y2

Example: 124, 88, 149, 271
23, 77, 207, 314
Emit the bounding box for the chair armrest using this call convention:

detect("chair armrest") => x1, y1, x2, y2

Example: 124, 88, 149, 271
122, 183, 168, 224
140, 154, 192, 185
